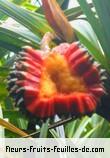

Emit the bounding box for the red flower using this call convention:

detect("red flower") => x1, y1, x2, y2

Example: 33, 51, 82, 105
8, 42, 105, 118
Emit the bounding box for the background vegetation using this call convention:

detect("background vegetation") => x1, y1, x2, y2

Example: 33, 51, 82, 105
0, 0, 110, 138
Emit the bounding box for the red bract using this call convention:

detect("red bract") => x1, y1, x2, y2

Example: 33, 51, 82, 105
42, 0, 74, 42
7, 42, 105, 118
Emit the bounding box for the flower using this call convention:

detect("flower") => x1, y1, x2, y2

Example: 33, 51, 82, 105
7, 42, 105, 118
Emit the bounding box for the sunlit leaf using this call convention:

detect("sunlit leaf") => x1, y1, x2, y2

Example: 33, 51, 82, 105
0, 0, 53, 38
39, 119, 50, 138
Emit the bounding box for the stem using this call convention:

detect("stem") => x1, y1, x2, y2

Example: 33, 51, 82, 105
23, 116, 75, 138
40, 32, 55, 53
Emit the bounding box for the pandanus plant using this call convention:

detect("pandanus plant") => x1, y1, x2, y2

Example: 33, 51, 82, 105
7, 0, 107, 122
0, 0, 110, 137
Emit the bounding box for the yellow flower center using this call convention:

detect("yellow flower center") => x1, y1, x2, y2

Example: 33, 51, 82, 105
39, 53, 87, 98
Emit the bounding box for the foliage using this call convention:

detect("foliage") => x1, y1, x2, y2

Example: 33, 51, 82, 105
0, 0, 110, 138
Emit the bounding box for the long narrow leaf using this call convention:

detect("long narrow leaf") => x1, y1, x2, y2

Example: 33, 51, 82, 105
65, 3, 94, 21
77, 0, 110, 71
73, 19, 108, 70
73, 117, 90, 138
0, 27, 31, 52
0, 26, 40, 52
0, 0, 53, 38
39, 119, 50, 138
65, 6, 84, 21
92, 0, 110, 60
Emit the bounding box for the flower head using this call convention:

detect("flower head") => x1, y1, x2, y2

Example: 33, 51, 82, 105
7, 42, 105, 118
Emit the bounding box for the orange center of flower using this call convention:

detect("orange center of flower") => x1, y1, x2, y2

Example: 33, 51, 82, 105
39, 53, 87, 98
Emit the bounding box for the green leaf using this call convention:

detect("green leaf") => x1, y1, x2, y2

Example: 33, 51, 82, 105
0, 81, 8, 101
77, 0, 110, 72
0, 0, 30, 21
3, 109, 28, 130
65, 6, 84, 21
0, 47, 10, 59
73, 19, 108, 70
0, 0, 53, 38
65, 119, 79, 138
3, 110, 24, 119
57, 0, 64, 6
73, 117, 90, 138
16, 118, 28, 130
0, 25, 41, 52
0, 67, 9, 77
1, 21, 41, 46
39, 119, 50, 138
0, 117, 30, 137
92, 0, 110, 61
83, 123, 101, 138
61, 0, 69, 10
49, 129, 59, 138
11, 0, 29, 5
23, 3, 38, 11
0, 12, 7, 20
64, 3, 93, 21
0, 27, 32, 52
